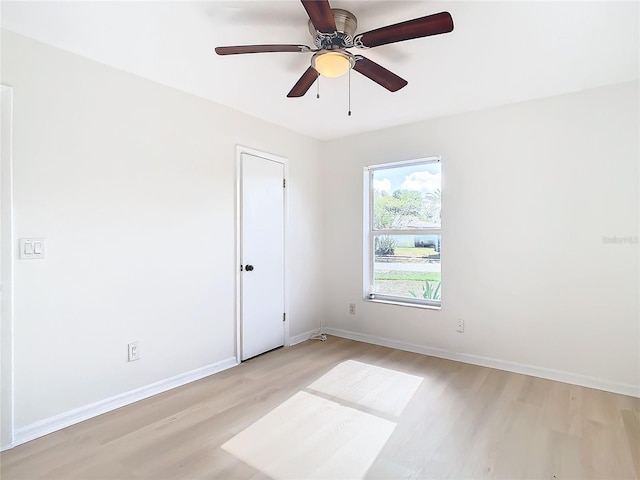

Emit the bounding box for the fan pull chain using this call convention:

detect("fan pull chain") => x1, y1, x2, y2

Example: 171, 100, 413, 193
316, 73, 320, 99
348, 68, 352, 116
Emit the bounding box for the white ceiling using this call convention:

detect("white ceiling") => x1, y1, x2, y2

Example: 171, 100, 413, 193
2, 1, 638, 140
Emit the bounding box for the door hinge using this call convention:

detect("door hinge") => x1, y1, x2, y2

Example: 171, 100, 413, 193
283, 313, 286, 322
283, 178, 286, 188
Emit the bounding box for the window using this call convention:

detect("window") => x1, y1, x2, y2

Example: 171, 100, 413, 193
364, 158, 441, 308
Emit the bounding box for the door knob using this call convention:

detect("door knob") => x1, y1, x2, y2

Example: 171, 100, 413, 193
245, 264, 254, 271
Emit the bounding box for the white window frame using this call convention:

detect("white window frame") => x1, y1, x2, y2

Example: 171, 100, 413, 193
363, 156, 442, 309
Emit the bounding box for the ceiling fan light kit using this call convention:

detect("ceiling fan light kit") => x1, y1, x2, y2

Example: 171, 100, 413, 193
312, 50, 354, 78
215, 0, 454, 99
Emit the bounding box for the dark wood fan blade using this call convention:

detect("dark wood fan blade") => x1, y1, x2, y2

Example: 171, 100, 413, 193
353, 56, 407, 92
287, 67, 319, 97
215, 44, 311, 55
301, 0, 336, 33
354, 12, 453, 48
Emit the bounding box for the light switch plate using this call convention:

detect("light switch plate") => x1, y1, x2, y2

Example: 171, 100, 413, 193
19, 238, 45, 259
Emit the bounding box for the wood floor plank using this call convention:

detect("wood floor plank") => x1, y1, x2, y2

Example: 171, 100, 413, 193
535, 381, 581, 439
1, 336, 638, 480
621, 408, 640, 478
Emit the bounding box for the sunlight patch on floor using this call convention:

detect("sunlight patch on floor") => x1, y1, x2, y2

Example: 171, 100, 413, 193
308, 359, 424, 417
221, 360, 424, 479
222, 391, 396, 479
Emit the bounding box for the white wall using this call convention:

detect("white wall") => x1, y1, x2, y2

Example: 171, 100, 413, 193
0, 30, 324, 435
320, 81, 639, 394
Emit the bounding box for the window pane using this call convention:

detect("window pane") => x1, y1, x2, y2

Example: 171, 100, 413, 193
372, 163, 441, 230
373, 234, 441, 301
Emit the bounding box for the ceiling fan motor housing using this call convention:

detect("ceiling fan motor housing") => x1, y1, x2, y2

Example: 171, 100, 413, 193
308, 9, 358, 49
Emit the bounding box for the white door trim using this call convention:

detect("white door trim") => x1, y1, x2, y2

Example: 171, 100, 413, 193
235, 146, 289, 364
1, 85, 15, 451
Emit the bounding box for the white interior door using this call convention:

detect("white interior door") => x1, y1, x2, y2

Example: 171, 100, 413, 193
240, 152, 285, 361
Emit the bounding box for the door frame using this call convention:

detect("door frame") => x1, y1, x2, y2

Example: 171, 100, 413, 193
235, 145, 289, 364
1, 85, 15, 451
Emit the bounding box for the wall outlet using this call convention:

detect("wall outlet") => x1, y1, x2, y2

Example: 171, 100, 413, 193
348, 303, 356, 315
456, 319, 464, 333
128, 342, 140, 361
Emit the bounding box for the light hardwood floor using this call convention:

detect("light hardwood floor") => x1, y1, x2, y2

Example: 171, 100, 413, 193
1, 336, 638, 479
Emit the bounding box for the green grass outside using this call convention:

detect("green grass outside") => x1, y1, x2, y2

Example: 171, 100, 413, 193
375, 271, 441, 282
392, 247, 437, 257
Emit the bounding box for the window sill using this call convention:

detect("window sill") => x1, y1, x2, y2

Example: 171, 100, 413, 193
364, 297, 441, 311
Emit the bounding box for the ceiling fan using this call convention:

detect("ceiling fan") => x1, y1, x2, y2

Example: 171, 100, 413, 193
215, 0, 454, 98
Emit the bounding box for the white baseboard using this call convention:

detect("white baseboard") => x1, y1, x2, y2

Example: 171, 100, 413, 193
12, 357, 238, 448
288, 329, 318, 346
0, 440, 14, 452
324, 327, 639, 398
